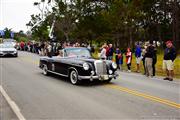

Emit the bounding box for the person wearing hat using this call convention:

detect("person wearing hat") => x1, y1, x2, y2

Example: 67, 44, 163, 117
163, 40, 176, 81
144, 40, 155, 78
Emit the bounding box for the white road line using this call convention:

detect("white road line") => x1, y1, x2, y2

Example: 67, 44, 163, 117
0, 85, 26, 120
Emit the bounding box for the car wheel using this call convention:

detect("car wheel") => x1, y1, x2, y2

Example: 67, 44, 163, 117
42, 65, 49, 75
70, 70, 79, 85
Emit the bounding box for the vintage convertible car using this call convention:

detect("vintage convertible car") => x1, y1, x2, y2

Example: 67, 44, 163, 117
39, 47, 118, 85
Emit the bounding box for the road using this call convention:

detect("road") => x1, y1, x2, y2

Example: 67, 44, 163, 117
0, 51, 180, 120
0, 92, 18, 120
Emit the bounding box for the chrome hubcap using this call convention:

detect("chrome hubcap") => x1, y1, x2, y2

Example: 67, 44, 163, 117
43, 66, 47, 75
70, 71, 77, 84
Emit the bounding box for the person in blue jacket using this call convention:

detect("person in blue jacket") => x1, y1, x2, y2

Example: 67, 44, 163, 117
163, 40, 176, 81
135, 43, 142, 73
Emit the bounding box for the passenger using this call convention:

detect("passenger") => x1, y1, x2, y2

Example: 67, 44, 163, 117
57, 50, 63, 58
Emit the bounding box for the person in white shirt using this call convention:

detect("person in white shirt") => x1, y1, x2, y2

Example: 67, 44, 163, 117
100, 45, 107, 60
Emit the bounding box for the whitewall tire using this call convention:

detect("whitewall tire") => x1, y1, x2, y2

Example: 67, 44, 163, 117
70, 70, 79, 85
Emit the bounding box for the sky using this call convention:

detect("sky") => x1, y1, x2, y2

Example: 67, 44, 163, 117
0, 0, 39, 32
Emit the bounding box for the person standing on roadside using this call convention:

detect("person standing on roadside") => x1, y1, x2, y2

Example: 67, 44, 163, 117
100, 45, 107, 60
135, 43, 142, 73
142, 44, 147, 75
108, 44, 114, 60
40, 42, 45, 56
145, 41, 155, 78
120, 50, 123, 71
152, 44, 157, 76
105, 43, 109, 60
163, 40, 176, 81
115, 48, 123, 70
126, 48, 132, 72
20, 41, 25, 51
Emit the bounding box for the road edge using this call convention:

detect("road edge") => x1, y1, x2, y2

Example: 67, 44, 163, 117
0, 85, 26, 120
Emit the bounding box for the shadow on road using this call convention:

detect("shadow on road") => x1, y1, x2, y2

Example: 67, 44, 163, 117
37, 72, 114, 87
0, 56, 17, 58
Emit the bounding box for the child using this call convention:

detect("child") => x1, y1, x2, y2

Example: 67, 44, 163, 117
115, 48, 123, 70
126, 48, 132, 72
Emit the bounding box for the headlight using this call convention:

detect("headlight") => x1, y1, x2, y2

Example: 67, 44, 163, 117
83, 63, 89, 70
112, 62, 117, 69
109, 70, 113, 74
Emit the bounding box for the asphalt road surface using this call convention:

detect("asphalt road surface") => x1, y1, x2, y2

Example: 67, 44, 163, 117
0, 51, 180, 120
0, 92, 18, 120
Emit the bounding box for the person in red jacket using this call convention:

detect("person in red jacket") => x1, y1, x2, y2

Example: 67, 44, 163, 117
126, 48, 132, 72
20, 41, 25, 51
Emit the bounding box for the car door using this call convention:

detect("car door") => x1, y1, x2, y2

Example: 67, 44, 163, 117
47, 57, 55, 72
54, 50, 69, 76
54, 58, 68, 75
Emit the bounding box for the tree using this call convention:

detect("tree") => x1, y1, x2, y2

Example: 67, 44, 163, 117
27, 0, 180, 50
3, 28, 12, 38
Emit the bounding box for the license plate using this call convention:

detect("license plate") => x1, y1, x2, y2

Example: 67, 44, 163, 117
101, 75, 109, 80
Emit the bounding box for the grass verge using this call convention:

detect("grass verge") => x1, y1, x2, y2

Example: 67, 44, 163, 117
92, 52, 180, 79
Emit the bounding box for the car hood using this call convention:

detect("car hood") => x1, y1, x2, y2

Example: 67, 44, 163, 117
71, 57, 112, 65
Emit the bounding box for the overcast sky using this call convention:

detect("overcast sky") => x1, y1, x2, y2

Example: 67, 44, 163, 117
0, 0, 39, 32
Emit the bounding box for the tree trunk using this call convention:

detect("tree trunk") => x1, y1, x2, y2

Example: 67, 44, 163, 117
172, 0, 180, 50
129, 27, 133, 48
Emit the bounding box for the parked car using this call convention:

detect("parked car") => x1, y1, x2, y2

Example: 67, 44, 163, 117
0, 43, 18, 57
39, 47, 118, 85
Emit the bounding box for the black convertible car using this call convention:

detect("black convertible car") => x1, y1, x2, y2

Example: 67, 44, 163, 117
39, 47, 118, 85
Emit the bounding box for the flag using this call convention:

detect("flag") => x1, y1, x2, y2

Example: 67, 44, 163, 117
11, 32, 14, 38
0, 30, 5, 36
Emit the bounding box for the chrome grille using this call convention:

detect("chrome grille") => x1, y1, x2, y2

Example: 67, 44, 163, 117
94, 60, 107, 75
3, 51, 14, 54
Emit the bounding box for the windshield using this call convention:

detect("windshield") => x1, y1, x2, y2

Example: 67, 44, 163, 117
65, 48, 91, 58
0, 44, 14, 48
3, 39, 16, 43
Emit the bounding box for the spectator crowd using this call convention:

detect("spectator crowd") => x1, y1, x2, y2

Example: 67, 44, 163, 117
16, 40, 177, 81
16, 41, 94, 56
99, 40, 177, 81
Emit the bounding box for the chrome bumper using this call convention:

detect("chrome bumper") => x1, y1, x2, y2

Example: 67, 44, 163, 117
78, 73, 119, 81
